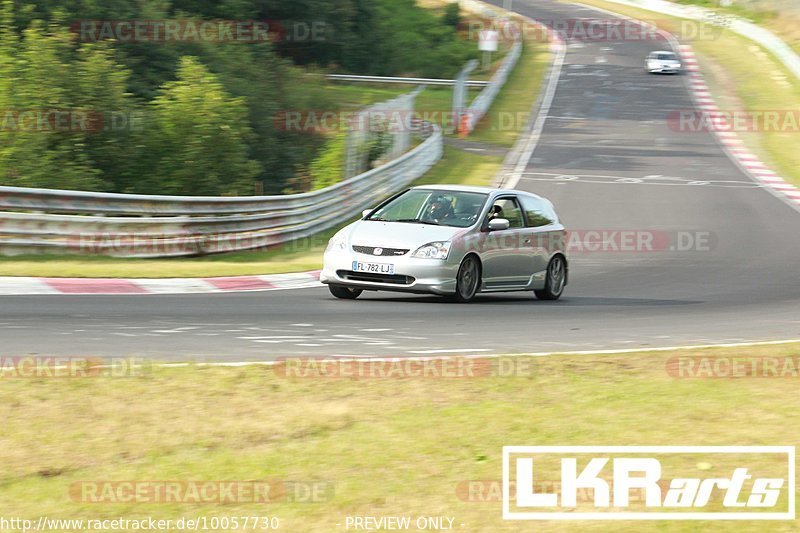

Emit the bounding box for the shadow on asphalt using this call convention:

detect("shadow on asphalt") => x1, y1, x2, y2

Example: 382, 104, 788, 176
321, 294, 702, 306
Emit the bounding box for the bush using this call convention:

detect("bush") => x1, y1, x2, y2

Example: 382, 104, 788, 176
0, 0, 478, 195
443, 3, 461, 28
309, 132, 347, 190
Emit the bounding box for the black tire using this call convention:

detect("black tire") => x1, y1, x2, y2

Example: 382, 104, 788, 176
535, 256, 567, 301
329, 285, 362, 300
453, 255, 481, 303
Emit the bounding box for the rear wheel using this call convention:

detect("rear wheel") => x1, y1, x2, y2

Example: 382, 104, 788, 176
535, 256, 566, 301
453, 255, 481, 303
329, 285, 362, 300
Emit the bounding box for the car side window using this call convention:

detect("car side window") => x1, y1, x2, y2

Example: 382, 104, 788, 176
519, 195, 555, 227
487, 197, 524, 229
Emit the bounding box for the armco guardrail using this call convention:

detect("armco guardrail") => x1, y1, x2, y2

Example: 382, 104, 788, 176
455, 0, 524, 135
0, 0, 531, 259
603, 0, 800, 80
463, 39, 522, 133
0, 125, 442, 258
327, 74, 489, 87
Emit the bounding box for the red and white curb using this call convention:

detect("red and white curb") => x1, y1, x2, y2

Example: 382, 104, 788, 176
679, 45, 800, 210
0, 270, 322, 295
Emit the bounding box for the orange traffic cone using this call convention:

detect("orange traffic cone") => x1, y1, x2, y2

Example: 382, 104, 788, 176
459, 114, 470, 138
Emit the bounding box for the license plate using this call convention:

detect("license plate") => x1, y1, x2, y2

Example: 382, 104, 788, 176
352, 261, 395, 275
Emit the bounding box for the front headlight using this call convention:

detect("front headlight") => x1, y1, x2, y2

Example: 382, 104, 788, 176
326, 232, 348, 253
411, 241, 451, 260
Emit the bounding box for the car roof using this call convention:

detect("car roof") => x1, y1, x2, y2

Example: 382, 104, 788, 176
650, 50, 676, 55
410, 184, 548, 201
411, 184, 496, 194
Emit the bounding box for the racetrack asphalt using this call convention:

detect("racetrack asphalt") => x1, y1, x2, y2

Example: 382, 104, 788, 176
1, 0, 798, 359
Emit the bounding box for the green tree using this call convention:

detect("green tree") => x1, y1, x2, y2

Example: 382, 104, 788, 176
71, 42, 142, 193
443, 3, 461, 28
309, 131, 346, 190
144, 56, 261, 195
0, 14, 103, 190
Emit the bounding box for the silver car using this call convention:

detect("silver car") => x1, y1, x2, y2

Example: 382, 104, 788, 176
645, 50, 681, 74
320, 185, 569, 302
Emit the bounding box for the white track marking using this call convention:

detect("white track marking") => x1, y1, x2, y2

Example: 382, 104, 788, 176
238, 336, 308, 340
0, 277, 59, 295
121, 339, 800, 370
520, 172, 764, 189
497, 14, 567, 190
407, 348, 494, 354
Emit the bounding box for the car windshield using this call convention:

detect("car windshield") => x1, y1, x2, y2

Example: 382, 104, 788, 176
366, 189, 488, 228
655, 53, 677, 60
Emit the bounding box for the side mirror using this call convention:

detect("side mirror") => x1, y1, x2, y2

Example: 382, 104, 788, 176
362, 209, 373, 218
488, 218, 510, 231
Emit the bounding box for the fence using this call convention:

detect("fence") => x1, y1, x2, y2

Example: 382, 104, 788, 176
0, 125, 442, 258
451, 0, 524, 134
0, 0, 531, 259
463, 39, 522, 133
326, 74, 489, 87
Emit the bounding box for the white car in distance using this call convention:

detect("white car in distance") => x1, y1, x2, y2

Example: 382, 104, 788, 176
645, 50, 681, 74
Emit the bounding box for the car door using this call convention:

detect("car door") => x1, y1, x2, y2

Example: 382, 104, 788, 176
478, 196, 531, 289
519, 194, 561, 282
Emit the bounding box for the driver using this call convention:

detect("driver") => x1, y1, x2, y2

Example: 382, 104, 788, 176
425, 195, 454, 222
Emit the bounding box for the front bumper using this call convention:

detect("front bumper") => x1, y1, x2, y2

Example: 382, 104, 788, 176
648, 65, 680, 73
321, 249, 460, 295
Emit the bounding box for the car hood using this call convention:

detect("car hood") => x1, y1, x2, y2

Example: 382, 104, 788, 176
346, 220, 467, 250
651, 59, 680, 65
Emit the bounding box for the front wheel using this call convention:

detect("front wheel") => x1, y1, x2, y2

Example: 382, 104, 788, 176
329, 285, 362, 300
453, 255, 481, 303
535, 256, 566, 301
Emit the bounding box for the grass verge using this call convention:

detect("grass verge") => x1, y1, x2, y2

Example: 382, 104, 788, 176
1, 343, 798, 531
670, 0, 800, 54
574, 0, 800, 189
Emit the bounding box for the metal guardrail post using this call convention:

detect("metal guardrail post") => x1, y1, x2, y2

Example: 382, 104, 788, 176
453, 60, 479, 135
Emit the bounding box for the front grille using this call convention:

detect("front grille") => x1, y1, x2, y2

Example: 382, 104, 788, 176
337, 270, 415, 285
352, 245, 409, 257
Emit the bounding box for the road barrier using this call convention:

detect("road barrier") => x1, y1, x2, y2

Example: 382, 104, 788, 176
0, 0, 532, 259
463, 40, 521, 134
456, 0, 524, 135
0, 125, 442, 258
326, 74, 489, 87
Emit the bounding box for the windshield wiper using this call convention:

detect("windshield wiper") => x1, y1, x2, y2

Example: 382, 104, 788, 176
393, 219, 442, 226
